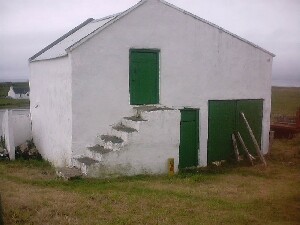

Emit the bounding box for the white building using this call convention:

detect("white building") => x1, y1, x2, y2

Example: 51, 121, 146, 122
7, 86, 30, 99
29, 0, 274, 177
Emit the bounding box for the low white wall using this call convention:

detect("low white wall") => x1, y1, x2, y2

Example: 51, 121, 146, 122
11, 109, 31, 146
0, 109, 32, 159
0, 110, 5, 137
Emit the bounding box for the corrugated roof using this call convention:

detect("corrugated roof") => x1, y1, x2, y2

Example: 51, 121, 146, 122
29, 0, 274, 62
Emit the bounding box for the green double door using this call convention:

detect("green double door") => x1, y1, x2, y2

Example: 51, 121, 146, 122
130, 50, 159, 105
179, 109, 199, 169
208, 99, 263, 163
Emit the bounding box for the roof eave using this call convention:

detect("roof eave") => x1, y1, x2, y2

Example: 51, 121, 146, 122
29, 53, 69, 63
29, 18, 94, 62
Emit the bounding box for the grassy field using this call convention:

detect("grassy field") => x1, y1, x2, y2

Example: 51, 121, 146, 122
0, 98, 29, 109
0, 87, 299, 225
271, 86, 300, 115
0, 82, 30, 109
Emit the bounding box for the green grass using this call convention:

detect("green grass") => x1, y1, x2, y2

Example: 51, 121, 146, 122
0, 98, 29, 109
0, 155, 299, 225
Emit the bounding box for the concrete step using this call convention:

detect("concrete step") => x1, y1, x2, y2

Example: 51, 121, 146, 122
112, 124, 137, 133
133, 105, 173, 114
72, 156, 100, 175
122, 116, 147, 130
111, 124, 137, 141
56, 167, 82, 180
97, 134, 124, 150
131, 106, 174, 121
86, 145, 112, 161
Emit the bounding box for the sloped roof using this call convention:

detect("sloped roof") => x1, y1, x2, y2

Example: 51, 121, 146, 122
29, 15, 120, 61
29, 0, 274, 62
12, 87, 30, 95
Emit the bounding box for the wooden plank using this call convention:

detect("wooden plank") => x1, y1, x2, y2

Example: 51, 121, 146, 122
231, 133, 241, 162
236, 132, 254, 165
240, 112, 267, 167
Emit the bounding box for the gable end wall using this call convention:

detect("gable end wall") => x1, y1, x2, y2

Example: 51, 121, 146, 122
70, 0, 272, 164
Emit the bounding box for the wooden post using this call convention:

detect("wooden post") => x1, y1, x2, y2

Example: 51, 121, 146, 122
168, 158, 174, 176
240, 112, 267, 167
232, 134, 241, 162
236, 132, 254, 165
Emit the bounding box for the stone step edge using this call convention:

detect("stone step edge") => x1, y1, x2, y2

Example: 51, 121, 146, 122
56, 167, 83, 180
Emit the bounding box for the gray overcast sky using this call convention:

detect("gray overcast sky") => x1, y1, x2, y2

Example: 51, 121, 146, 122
0, 0, 299, 86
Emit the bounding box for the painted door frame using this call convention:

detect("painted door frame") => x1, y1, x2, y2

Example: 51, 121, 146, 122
129, 49, 160, 105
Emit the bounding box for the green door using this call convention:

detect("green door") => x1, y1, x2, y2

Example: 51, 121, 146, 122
208, 101, 236, 163
129, 50, 159, 105
208, 100, 263, 163
179, 109, 199, 169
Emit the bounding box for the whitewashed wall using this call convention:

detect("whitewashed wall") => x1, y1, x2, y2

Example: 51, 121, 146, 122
70, 0, 272, 166
30, 57, 72, 166
11, 109, 31, 146
88, 110, 180, 177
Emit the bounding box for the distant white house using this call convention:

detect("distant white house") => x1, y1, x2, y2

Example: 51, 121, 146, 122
29, 0, 274, 177
7, 86, 30, 99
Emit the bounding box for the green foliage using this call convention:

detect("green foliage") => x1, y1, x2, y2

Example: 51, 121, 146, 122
15, 139, 42, 160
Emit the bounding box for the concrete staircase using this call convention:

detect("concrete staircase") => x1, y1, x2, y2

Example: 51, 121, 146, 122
71, 105, 177, 177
